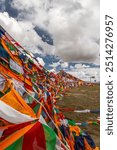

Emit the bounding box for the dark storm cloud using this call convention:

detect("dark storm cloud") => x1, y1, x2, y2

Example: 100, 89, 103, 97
34, 26, 54, 45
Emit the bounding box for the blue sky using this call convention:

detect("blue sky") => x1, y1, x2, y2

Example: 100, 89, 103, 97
0, 0, 100, 82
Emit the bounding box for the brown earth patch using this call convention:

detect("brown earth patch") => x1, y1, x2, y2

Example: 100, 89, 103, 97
57, 84, 100, 147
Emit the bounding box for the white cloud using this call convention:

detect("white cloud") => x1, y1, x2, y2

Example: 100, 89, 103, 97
0, 12, 22, 34
60, 62, 68, 68
74, 64, 89, 69
11, 0, 51, 29
0, 0, 100, 83
49, 61, 68, 69
0, 12, 55, 54
48, 0, 100, 64
67, 61, 99, 82
7, 0, 100, 64
0, 12, 39, 51
49, 68, 57, 73
70, 65, 74, 70
49, 62, 60, 68
36, 57, 45, 66
67, 67, 100, 82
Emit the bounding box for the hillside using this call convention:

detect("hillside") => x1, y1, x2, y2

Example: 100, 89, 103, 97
57, 84, 100, 146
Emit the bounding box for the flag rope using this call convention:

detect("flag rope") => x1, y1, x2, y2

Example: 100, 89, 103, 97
19, 85, 71, 150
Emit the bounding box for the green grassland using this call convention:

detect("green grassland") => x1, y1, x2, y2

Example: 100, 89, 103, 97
57, 84, 100, 147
